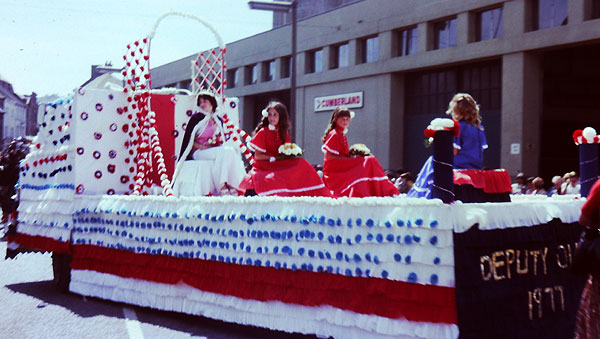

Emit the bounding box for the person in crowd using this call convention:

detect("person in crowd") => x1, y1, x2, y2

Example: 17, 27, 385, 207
408, 93, 487, 198
525, 176, 535, 194
240, 101, 331, 197
562, 171, 581, 195
395, 172, 415, 194
530, 177, 547, 195
385, 170, 397, 183
313, 164, 324, 179
172, 90, 246, 196
320, 106, 399, 198
0, 137, 30, 225
547, 175, 564, 196
575, 178, 600, 338
511, 172, 527, 194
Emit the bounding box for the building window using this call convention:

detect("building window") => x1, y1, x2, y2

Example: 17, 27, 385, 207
532, 0, 568, 30
433, 18, 457, 49
179, 79, 192, 90
306, 49, 323, 73
246, 64, 258, 85
263, 60, 276, 81
226, 68, 238, 88
330, 42, 349, 69
281, 56, 291, 78
396, 27, 418, 56
476, 7, 503, 41
591, 0, 600, 19
361, 36, 379, 63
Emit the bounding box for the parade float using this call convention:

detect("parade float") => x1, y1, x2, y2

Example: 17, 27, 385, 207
5, 12, 593, 339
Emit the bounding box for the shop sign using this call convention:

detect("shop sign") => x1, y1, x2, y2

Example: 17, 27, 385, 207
314, 92, 363, 112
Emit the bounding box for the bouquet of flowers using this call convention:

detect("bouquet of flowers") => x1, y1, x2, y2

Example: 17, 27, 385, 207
349, 143, 371, 157
207, 132, 223, 147
278, 143, 303, 159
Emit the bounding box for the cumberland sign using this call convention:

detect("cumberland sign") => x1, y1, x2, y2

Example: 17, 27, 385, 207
314, 92, 363, 112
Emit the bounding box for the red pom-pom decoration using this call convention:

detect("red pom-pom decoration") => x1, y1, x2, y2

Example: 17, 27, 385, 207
573, 130, 583, 143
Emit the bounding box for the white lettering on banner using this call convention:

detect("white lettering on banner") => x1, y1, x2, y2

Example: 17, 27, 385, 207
314, 92, 364, 112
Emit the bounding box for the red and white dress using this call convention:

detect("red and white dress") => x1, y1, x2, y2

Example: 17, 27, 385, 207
322, 126, 399, 198
240, 126, 332, 197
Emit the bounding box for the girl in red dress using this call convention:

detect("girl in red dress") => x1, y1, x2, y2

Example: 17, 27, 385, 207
240, 102, 332, 197
321, 106, 399, 198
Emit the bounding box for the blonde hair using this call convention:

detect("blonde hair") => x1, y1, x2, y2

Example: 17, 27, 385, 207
446, 93, 480, 127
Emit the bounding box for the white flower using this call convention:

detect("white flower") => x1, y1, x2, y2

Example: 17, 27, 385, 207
268, 124, 276, 131
262, 109, 269, 118
349, 111, 355, 119
278, 143, 303, 156
583, 127, 597, 143
427, 118, 455, 131
349, 143, 371, 156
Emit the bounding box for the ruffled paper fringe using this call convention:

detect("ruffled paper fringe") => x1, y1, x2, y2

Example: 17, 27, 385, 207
452, 197, 584, 233
70, 270, 458, 339
17, 223, 71, 241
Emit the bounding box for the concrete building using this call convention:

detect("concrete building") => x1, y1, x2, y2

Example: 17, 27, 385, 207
152, 0, 600, 181
272, 0, 361, 28
0, 78, 27, 142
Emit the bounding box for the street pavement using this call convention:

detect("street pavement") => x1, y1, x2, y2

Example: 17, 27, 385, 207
0, 239, 319, 339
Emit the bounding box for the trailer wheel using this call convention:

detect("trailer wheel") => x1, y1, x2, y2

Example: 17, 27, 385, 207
52, 252, 72, 293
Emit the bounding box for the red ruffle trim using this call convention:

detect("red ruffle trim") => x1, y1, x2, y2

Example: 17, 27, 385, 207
454, 169, 512, 193
8, 232, 70, 254
240, 158, 332, 197
323, 156, 399, 198
71, 244, 457, 324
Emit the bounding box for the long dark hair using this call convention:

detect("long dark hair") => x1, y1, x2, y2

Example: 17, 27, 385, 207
322, 106, 352, 143
253, 101, 290, 143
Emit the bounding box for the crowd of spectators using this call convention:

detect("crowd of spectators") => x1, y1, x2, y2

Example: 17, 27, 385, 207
511, 171, 581, 196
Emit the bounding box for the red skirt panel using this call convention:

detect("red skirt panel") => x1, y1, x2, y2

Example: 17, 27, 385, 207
240, 158, 332, 197
453, 169, 512, 193
323, 156, 399, 198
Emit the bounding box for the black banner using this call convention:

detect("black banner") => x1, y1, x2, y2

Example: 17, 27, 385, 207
454, 219, 588, 339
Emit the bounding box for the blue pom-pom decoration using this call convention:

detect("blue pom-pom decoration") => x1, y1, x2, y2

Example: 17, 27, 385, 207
408, 272, 418, 282
430, 235, 438, 245
394, 253, 402, 262
433, 257, 441, 265
430, 274, 439, 285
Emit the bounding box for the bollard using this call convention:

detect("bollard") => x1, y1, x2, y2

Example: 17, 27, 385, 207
579, 143, 598, 198
432, 130, 455, 203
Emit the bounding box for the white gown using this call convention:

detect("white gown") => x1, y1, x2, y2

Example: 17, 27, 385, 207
172, 112, 246, 196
